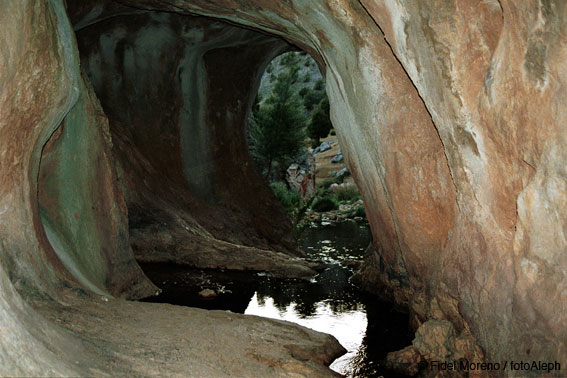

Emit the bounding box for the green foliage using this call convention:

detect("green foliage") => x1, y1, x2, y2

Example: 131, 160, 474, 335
314, 79, 325, 91
266, 63, 273, 73
319, 180, 335, 190
248, 60, 307, 178
270, 182, 302, 213
250, 93, 262, 117
280, 52, 300, 67
334, 186, 361, 202
307, 96, 332, 146
311, 197, 338, 212
355, 205, 366, 218
298, 87, 309, 97
303, 73, 311, 83
303, 88, 325, 111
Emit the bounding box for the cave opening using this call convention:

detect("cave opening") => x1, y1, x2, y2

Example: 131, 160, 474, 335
35, 2, 409, 377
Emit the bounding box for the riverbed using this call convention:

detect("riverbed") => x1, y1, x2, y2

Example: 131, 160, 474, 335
141, 221, 411, 377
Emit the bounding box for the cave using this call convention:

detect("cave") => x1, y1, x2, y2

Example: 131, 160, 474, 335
2, 0, 567, 376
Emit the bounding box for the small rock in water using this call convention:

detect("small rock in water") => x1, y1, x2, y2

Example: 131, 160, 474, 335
198, 289, 217, 298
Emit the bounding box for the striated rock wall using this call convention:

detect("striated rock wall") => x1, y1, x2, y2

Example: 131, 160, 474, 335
104, 0, 567, 368
1, 0, 567, 375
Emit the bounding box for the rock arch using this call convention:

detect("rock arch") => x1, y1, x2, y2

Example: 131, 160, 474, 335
1, 0, 566, 374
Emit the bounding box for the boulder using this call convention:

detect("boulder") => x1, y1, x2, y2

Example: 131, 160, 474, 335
385, 346, 423, 376
331, 149, 343, 163
198, 289, 217, 298
311, 141, 333, 154
336, 168, 350, 179
286, 153, 317, 199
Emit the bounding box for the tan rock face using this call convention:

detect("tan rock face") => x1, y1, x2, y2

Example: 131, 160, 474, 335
1, 0, 567, 375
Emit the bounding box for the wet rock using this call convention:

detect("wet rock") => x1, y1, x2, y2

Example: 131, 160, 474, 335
198, 289, 217, 298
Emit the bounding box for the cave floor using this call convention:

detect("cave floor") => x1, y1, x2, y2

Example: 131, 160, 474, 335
32, 292, 345, 377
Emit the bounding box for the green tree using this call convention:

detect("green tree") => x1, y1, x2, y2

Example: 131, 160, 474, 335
308, 96, 332, 146
303, 88, 325, 111
248, 65, 307, 179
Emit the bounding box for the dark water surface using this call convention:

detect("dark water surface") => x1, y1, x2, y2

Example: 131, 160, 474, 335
141, 221, 411, 377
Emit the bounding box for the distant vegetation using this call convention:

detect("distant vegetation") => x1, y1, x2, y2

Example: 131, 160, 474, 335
248, 53, 307, 179
248, 51, 364, 225
249, 51, 333, 179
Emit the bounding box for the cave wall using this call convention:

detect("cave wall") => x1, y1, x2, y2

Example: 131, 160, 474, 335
74, 11, 302, 261
1, 0, 567, 375
0, 1, 340, 375
90, 0, 566, 367
0, 0, 156, 373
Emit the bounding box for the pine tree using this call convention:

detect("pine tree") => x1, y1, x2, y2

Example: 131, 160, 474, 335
249, 63, 307, 179
307, 96, 332, 147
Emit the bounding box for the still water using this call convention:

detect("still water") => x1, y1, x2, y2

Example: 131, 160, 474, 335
141, 221, 411, 377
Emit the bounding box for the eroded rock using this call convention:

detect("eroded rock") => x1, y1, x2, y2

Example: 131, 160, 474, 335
2, 0, 567, 375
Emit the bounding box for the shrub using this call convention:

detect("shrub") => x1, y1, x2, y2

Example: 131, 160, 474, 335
319, 180, 335, 190
308, 96, 332, 146
299, 87, 309, 97
355, 205, 366, 218
280, 52, 300, 67
303, 89, 325, 111
311, 197, 338, 212
270, 182, 302, 213
334, 186, 361, 202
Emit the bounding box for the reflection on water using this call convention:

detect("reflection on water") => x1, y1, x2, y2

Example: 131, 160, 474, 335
245, 295, 367, 373
141, 221, 411, 377
246, 222, 372, 375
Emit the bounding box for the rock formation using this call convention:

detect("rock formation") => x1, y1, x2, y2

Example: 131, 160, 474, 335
1, 0, 567, 375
